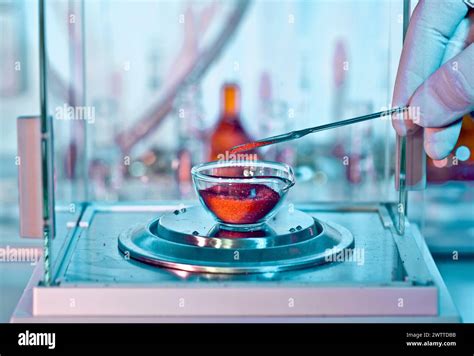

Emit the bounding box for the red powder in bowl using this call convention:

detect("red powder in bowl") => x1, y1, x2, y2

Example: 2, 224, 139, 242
199, 183, 281, 225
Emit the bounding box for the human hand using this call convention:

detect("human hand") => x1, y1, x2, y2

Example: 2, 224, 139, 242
392, 0, 474, 160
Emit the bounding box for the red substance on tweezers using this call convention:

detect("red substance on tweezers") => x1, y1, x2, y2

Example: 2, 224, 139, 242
199, 183, 280, 224
229, 140, 275, 154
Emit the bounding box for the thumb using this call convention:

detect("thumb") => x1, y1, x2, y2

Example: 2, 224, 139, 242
410, 43, 474, 129
409, 43, 474, 160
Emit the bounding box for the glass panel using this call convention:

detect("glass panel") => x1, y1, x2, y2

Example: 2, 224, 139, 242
0, 0, 37, 246
41, 0, 87, 283
77, 0, 404, 203
37, 0, 409, 283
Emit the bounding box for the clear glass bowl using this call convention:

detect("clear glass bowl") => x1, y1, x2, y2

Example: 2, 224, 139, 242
191, 160, 295, 231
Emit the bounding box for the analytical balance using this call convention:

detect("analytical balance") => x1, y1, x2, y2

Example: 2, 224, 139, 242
11, 0, 459, 322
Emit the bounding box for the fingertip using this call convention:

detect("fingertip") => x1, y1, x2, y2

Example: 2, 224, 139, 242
392, 106, 420, 136
423, 124, 463, 160
392, 119, 407, 136
392, 111, 409, 136
424, 140, 451, 160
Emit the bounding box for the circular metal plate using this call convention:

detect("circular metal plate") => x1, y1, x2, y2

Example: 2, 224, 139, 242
118, 206, 354, 274
157, 206, 318, 249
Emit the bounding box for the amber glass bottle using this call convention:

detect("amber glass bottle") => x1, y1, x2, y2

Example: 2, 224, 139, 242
208, 83, 255, 161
